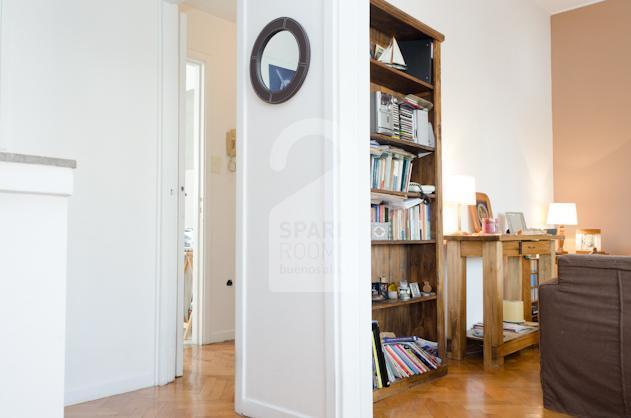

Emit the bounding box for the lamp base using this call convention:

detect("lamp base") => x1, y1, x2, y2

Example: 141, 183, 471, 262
558, 224, 566, 253
451, 206, 470, 236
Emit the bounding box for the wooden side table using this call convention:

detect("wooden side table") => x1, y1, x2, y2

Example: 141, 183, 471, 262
445, 234, 559, 369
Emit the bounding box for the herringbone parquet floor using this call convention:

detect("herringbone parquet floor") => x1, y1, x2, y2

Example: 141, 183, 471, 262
65, 343, 567, 417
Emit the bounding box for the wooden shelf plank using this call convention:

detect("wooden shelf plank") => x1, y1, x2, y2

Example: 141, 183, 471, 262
372, 240, 436, 246
466, 327, 539, 357
445, 234, 563, 242
372, 294, 437, 311
373, 364, 447, 403
371, 133, 435, 153
370, 59, 433, 95
370, 0, 445, 42
371, 188, 436, 199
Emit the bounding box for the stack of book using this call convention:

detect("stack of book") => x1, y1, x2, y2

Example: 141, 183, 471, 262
371, 198, 431, 240
372, 321, 442, 389
371, 91, 435, 147
399, 103, 415, 142
470, 321, 538, 338
370, 142, 415, 192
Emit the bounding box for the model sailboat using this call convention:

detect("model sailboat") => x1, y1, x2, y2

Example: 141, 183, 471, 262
377, 37, 407, 70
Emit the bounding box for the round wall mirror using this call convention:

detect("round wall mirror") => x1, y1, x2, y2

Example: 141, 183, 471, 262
250, 17, 310, 104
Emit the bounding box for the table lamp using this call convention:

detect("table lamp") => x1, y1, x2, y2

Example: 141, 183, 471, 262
547, 202, 577, 254
445, 175, 476, 234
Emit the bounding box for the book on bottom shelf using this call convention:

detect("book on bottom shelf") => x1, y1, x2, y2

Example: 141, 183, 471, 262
372, 321, 442, 389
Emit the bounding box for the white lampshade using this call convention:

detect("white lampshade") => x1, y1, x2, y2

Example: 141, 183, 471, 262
445, 175, 476, 205
547, 203, 577, 226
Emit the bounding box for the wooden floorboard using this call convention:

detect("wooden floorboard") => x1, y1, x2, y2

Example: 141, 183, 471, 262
65, 343, 568, 417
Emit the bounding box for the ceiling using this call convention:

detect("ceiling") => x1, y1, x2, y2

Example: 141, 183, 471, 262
184, 0, 236, 22
532, 0, 606, 14
182, 0, 606, 24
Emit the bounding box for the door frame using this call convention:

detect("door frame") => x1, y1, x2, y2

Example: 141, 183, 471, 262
0, 0, 6, 151
155, 0, 181, 386
157, 0, 372, 414
183, 55, 207, 347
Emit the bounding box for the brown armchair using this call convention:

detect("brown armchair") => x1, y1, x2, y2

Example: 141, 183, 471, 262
539, 255, 631, 417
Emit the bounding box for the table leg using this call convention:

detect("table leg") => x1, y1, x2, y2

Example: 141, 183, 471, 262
447, 241, 466, 360
522, 257, 533, 322
539, 241, 557, 283
483, 241, 504, 369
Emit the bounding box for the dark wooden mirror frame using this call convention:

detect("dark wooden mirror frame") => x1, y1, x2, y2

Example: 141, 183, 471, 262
250, 17, 310, 104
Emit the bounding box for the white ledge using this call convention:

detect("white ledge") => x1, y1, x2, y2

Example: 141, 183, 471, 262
0, 152, 77, 168
0, 160, 74, 196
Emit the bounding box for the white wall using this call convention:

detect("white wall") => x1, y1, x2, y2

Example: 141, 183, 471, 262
0, 0, 171, 405
390, 0, 554, 327
237, 1, 327, 416
186, 8, 237, 343
236, 0, 372, 414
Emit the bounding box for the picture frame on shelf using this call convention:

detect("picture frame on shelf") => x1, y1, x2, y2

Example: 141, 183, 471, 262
576, 229, 603, 253
468, 192, 493, 233
410, 282, 421, 298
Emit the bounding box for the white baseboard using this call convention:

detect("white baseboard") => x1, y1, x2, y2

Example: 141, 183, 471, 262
64, 373, 154, 406
236, 397, 309, 418
204, 329, 235, 344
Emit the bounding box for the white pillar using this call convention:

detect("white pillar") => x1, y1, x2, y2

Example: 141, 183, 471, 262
236, 0, 371, 416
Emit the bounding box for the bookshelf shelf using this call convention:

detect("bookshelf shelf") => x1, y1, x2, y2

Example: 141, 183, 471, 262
370, 59, 433, 95
371, 188, 436, 199
370, 0, 445, 404
372, 365, 447, 403
370, 133, 435, 153
371, 239, 436, 246
467, 328, 539, 358
372, 294, 437, 311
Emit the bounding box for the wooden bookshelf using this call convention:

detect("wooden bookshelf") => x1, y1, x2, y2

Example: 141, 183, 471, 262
370, 0, 446, 403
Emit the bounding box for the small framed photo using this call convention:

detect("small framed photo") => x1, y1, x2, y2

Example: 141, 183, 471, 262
410, 282, 421, 298
505, 212, 527, 234
469, 193, 493, 233
576, 229, 602, 253
379, 282, 389, 298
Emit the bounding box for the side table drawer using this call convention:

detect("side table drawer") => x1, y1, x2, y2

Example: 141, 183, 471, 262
520, 241, 550, 255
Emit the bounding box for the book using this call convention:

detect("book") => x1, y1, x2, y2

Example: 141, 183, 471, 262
370, 143, 416, 193
372, 330, 383, 389
376, 335, 442, 383
370, 201, 431, 241
404, 94, 433, 111
372, 321, 390, 388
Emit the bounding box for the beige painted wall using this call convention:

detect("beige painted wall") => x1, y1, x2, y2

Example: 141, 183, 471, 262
552, 0, 631, 255
186, 7, 236, 343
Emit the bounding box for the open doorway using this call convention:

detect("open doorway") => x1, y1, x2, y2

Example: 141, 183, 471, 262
177, 0, 238, 377
183, 59, 205, 345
